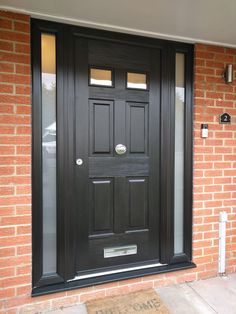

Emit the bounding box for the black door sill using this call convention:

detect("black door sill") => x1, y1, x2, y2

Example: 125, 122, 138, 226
32, 262, 196, 296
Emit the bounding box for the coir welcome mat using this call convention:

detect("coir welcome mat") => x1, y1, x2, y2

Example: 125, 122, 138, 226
86, 288, 170, 314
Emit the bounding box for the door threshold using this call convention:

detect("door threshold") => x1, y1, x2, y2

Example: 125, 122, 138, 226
68, 262, 167, 281
32, 262, 196, 296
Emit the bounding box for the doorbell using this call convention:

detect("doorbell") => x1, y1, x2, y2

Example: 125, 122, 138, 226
201, 124, 208, 138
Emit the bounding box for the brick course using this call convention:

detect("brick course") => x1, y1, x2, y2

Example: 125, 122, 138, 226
0, 10, 236, 313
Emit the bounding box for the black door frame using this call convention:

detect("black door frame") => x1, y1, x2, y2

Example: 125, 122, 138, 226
31, 18, 194, 296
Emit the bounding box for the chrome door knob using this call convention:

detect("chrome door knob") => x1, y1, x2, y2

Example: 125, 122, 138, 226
115, 144, 127, 155
76, 158, 83, 166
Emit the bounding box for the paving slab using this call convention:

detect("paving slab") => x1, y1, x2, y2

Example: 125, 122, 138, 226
50, 303, 87, 314
156, 283, 215, 314
188, 274, 236, 314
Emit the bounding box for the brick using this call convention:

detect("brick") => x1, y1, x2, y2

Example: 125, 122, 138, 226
16, 284, 31, 296
206, 60, 224, 68
80, 291, 106, 302
15, 65, 30, 75
0, 176, 31, 185
15, 43, 30, 54
215, 53, 234, 62
0, 104, 14, 113
17, 245, 31, 256
0, 63, 14, 73
0, 235, 31, 247
0, 266, 15, 278
0, 186, 14, 196
0, 51, 30, 64
14, 21, 30, 33
16, 265, 30, 275
0, 126, 14, 134
195, 67, 214, 75
0, 245, 15, 256
15, 85, 31, 95
0, 287, 15, 299
0, 12, 29, 22
214, 162, 231, 168
204, 185, 222, 192
206, 46, 225, 53
0, 84, 14, 93
203, 231, 218, 239
0, 73, 30, 84
0, 136, 30, 145
196, 51, 214, 59
1, 215, 31, 226
0, 166, 15, 175
0, 40, 13, 51
0, 227, 15, 237
204, 170, 223, 177
16, 185, 31, 195
0, 18, 12, 30
204, 200, 222, 208
16, 105, 31, 114
0, 94, 30, 104
0, 207, 15, 217
214, 177, 231, 184
16, 165, 31, 175
224, 169, 236, 176
0, 30, 29, 43
0, 115, 30, 125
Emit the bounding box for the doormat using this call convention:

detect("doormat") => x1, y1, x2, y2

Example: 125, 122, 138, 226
86, 288, 169, 314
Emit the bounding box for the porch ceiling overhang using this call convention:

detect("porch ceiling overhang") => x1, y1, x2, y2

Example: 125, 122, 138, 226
1, 0, 236, 48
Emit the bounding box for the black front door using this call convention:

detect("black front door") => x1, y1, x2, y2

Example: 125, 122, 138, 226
74, 37, 161, 275
32, 19, 194, 293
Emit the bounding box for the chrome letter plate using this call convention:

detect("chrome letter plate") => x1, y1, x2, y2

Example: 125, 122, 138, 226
104, 245, 137, 258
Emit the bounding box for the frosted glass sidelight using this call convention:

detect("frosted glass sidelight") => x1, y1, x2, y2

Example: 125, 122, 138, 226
174, 53, 185, 254
41, 33, 57, 274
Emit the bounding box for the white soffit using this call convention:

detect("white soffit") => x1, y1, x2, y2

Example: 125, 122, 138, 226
1, 0, 236, 47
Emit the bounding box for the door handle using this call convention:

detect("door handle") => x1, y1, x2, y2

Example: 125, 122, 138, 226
115, 144, 127, 155
76, 158, 83, 166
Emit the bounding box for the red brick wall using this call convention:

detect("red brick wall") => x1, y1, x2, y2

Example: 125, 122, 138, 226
193, 44, 236, 275
0, 10, 236, 313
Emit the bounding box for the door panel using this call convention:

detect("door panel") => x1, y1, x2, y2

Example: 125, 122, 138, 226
89, 179, 114, 235
89, 99, 114, 155
75, 36, 161, 275
128, 178, 148, 229
127, 102, 148, 154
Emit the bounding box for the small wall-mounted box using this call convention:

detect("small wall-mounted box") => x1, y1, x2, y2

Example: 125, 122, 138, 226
201, 124, 208, 138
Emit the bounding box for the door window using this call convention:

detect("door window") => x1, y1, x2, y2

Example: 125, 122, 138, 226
127, 72, 147, 89
90, 67, 113, 87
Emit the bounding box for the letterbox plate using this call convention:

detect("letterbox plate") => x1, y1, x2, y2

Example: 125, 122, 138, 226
104, 245, 137, 258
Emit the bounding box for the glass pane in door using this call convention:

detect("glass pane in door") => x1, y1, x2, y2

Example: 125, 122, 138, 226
174, 53, 185, 254
41, 33, 57, 274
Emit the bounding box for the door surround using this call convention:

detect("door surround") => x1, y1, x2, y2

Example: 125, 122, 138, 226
31, 18, 194, 296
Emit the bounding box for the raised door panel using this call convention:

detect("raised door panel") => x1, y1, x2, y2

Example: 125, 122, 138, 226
126, 102, 148, 154
127, 178, 148, 230
89, 100, 113, 155
89, 179, 114, 236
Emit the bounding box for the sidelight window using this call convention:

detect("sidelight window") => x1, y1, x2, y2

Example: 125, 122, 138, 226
41, 33, 57, 274
174, 53, 185, 254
